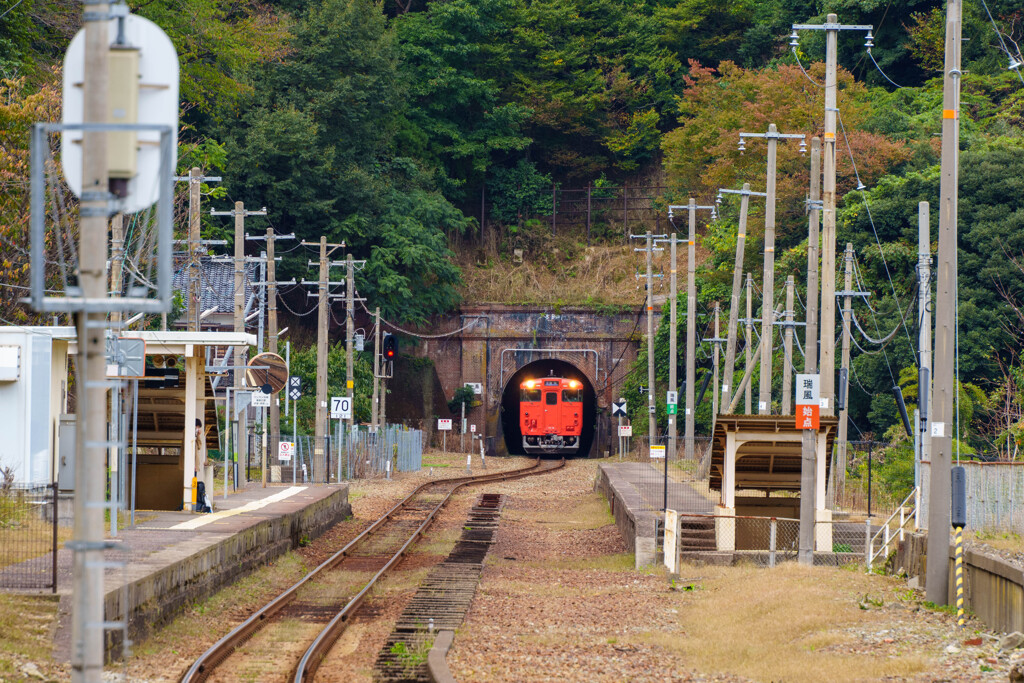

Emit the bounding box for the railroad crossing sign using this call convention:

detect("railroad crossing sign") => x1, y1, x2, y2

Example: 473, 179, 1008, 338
612, 399, 627, 417
278, 441, 295, 461
331, 396, 352, 419
288, 376, 302, 401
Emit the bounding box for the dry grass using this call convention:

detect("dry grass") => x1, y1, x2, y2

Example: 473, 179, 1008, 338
968, 529, 1024, 553
503, 491, 614, 531
644, 562, 930, 683
0, 593, 59, 679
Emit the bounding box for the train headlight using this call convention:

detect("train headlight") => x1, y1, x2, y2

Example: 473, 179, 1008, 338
525, 380, 535, 389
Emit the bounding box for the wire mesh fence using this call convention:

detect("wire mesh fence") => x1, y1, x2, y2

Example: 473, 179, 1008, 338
616, 434, 716, 513
0, 483, 60, 591
666, 512, 866, 569
251, 425, 424, 484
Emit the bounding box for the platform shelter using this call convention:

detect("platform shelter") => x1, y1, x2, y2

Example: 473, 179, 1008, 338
709, 414, 838, 552
123, 331, 255, 511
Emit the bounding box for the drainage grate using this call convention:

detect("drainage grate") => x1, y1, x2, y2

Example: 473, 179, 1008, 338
373, 493, 505, 682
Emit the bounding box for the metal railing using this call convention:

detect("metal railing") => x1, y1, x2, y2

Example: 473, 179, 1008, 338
865, 486, 919, 572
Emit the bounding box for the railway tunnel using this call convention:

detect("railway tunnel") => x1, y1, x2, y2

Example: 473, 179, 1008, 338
499, 358, 597, 457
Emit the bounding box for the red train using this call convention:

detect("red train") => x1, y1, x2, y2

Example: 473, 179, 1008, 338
519, 376, 582, 454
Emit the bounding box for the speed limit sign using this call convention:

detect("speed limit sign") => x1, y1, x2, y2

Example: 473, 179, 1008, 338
331, 396, 352, 419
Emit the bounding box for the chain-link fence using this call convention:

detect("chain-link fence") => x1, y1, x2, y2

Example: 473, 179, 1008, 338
616, 434, 715, 513
666, 512, 866, 569
0, 483, 60, 591
251, 425, 424, 484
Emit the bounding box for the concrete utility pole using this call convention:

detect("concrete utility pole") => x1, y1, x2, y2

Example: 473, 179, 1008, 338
739, 124, 806, 415
918, 201, 932, 518
805, 138, 822, 375
927, 0, 961, 606
670, 233, 679, 462
719, 185, 765, 411
791, 13, 872, 418
711, 303, 723, 422
728, 304, 785, 415
372, 307, 381, 430
177, 167, 221, 330
71, 4, 108, 679
745, 273, 753, 414
346, 254, 355, 436
299, 236, 344, 481
245, 228, 294, 471
799, 139, 824, 567
630, 230, 665, 448
836, 244, 854, 497
664, 200, 713, 461
211, 201, 265, 485
782, 276, 795, 414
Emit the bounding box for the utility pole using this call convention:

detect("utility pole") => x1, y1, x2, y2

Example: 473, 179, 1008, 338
631, 231, 665, 448
739, 124, 806, 415
927, 0, 961, 606
300, 236, 345, 482
718, 185, 765, 411
666, 200, 713, 461
711, 303, 723, 422
245, 228, 294, 477
918, 201, 932, 518
745, 273, 753, 414
346, 254, 355, 437
836, 244, 854, 499
782, 276, 795, 414
791, 14, 872, 418
799, 139, 824, 567
175, 167, 221, 330
71, 4, 108, 679
373, 307, 381, 431
211, 201, 266, 486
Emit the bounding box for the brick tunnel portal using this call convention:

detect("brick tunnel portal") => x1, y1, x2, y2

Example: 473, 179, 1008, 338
499, 359, 597, 457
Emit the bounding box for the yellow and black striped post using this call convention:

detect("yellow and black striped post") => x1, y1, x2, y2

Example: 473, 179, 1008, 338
954, 524, 964, 630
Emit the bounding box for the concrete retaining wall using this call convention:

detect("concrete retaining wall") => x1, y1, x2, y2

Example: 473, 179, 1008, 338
892, 532, 1024, 634
594, 466, 658, 568
103, 486, 351, 659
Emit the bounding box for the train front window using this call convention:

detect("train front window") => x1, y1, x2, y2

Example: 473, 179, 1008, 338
545, 392, 558, 405
521, 388, 541, 402
562, 388, 582, 402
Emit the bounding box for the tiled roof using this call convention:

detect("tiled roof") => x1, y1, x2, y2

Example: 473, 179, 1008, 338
171, 257, 259, 315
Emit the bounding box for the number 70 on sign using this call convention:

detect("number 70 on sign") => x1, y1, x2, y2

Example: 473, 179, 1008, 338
330, 396, 352, 419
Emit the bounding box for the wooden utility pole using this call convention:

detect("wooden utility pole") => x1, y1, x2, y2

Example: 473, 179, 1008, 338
719, 185, 765, 410
739, 124, 806, 415
745, 273, 753, 414
927, 0, 961, 605
71, 5, 108, 679
782, 275, 795, 414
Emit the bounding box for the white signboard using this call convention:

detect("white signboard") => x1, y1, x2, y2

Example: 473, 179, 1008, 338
466, 382, 483, 395
331, 396, 352, 419
618, 424, 633, 437
278, 441, 295, 461
470, 424, 477, 434
796, 374, 820, 405
437, 418, 452, 431
650, 444, 666, 459
666, 390, 678, 406
251, 391, 271, 408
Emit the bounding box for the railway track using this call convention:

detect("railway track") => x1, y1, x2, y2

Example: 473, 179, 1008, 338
180, 458, 564, 683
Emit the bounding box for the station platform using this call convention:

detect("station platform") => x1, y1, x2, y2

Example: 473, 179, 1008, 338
51, 483, 351, 661
595, 462, 713, 568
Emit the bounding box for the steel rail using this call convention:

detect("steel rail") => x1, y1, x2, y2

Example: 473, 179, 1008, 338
294, 458, 565, 681
180, 458, 561, 682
